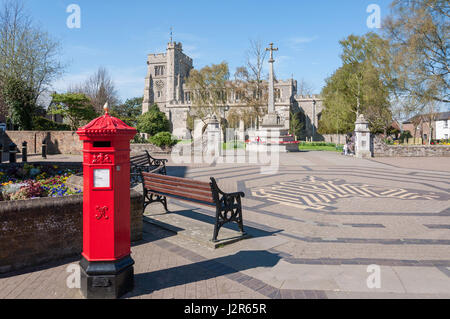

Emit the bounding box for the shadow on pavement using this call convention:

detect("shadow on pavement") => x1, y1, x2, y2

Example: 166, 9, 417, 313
161, 208, 283, 239
125, 250, 281, 298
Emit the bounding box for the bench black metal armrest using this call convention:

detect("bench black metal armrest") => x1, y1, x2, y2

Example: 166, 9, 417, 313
210, 177, 246, 242
210, 177, 245, 198
223, 191, 245, 198
145, 151, 168, 164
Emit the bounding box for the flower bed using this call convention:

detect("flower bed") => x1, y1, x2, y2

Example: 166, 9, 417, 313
0, 164, 82, 201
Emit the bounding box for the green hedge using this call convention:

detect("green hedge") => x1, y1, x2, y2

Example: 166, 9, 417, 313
148, 132, 178, 148
32, 116, 71, 131
299, 142, 340, 147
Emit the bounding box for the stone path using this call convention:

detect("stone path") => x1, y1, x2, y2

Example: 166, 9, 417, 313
1, 151, 449, 299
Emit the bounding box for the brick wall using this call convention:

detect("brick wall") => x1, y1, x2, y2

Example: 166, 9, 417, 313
373, 136, 450, 157
1, 131, 171, 156
130, 143, 172, 155
0, 191, 143, 274
3, 131, 83, 155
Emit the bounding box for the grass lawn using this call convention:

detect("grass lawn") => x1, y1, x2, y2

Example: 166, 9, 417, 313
299, 142, 343, 152
223, 141, 246, 150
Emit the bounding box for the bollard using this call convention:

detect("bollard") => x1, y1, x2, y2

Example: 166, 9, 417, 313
42, 139, 47, 159
0, 144, 3, 164
9, 143, 17, 163
21, 141, 28, 163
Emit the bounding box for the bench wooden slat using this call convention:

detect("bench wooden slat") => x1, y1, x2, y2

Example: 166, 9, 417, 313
147, 190, 215, 207
131, 159, 148, 165
143, 176, 211, 192
143, 172, 210, 187
142, 172, 211, 191
144, 180, 213, 198
146, 185, 214, 203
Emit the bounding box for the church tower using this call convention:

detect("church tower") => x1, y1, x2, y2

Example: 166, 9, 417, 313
142, 41, 193, 117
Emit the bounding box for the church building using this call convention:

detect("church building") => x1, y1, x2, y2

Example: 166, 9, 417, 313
142, 41, 324, 140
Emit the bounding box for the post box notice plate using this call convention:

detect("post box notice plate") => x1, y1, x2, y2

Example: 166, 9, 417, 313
94, 169, 111, 188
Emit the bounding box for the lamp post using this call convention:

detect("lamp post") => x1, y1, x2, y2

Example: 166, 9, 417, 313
312, 99, 316, 141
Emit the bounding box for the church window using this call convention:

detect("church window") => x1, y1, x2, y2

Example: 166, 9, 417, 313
275, 89, 281, 100
154, 65, 165, 76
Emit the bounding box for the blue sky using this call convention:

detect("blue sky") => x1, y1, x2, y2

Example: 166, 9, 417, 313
25, 0, 393, 101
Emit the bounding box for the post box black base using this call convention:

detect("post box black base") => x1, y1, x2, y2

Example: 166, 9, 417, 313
80, 255, 134, 299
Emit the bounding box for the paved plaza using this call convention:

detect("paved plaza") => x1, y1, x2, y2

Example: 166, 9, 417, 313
1, 151, 449, 299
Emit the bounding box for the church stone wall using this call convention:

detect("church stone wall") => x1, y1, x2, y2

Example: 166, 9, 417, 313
142, 42, 324, 140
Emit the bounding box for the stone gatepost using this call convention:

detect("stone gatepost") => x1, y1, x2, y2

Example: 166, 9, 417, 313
237, 120, 245, 142
355, 114, 372, 158
205, 115, 222, 157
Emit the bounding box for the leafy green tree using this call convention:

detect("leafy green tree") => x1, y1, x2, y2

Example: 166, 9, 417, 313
289, 111, 305, 140
383, 0, 449, 104
110, 96, 143, 127
2, 77, 36, 130
136, 104, 170, 136
49, 93, 98, 130
319, 33, 392, 134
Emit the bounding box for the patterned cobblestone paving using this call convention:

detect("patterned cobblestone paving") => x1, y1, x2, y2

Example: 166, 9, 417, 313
0, 152, 449, 299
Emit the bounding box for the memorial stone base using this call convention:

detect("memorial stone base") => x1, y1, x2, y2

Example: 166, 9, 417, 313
247, 127, 299, 153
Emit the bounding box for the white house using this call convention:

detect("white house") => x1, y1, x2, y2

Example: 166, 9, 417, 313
435, 112, 450, 140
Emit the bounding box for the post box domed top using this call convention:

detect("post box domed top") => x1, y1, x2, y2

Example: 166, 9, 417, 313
77, 104, 137, 139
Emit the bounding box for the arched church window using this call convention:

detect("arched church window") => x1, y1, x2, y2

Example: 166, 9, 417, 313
275, 89, 281, 100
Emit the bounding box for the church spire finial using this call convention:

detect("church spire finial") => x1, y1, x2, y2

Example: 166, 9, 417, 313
170, 27, 173, 44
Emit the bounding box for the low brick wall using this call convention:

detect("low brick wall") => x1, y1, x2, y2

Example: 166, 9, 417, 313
0, 190, 143, 274
1, 131, 171, 156
3, 131, 83, 155
373, 137, 450, 157
130, 143, 172, 155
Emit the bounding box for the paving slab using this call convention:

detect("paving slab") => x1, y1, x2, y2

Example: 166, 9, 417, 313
1, 151, 449, 299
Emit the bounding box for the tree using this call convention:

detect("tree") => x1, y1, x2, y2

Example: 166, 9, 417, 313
383, 0, 449, 104
319, 33, 392, 134
136, 104, 170, 136
70, 67, 120, 113
297, 78, 315, 96
233, 39, 269, 123
0, 0, 64, 125
110, 96, 143, 127
2, 77, 36, 130
49, 93, 98, 130
289, 111, 304, 140
186, 62, 230, 122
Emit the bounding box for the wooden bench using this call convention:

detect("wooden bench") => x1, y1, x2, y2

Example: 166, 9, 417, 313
130, 151, 167, 183
141, 172, 246, 242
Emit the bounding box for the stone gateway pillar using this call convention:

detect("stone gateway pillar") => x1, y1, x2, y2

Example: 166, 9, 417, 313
76, 104, 137, 299
205, 115, 222, 157
354, 114, 372, 158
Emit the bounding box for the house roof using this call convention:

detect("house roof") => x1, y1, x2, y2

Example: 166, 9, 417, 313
403, 111, 450, 124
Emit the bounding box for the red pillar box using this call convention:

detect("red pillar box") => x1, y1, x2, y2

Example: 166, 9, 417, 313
76, 105, 137, 299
